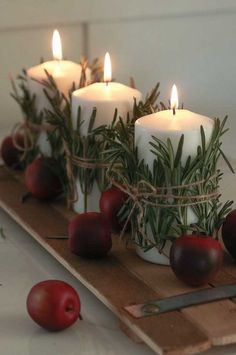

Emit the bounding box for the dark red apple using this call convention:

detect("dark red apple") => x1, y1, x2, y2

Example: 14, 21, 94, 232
170, 235, 224, 287
222, 209, 236, 260
26, 280, 81, 331
99, 186, 127, 232
25, 157, 62, 200
1, 134, 24, 170
68, 212, 112, 258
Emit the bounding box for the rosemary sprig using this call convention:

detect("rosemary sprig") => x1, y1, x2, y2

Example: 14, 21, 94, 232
43, 69, 161, 209
133, 83, 160, 120
43, 71, 118, 205
10, 69, 42, 166
90, 57, 104, 83
107, 115, 234, 250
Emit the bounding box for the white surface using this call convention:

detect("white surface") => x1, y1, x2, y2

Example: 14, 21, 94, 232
0, 160, 236, 354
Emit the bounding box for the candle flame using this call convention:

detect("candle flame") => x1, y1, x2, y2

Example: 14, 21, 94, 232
170, 84, 179, 111
52, 29, 62, 61
104, 52, 112, 83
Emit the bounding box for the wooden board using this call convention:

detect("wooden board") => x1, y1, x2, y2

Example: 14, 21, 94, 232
1, 166, 236, 354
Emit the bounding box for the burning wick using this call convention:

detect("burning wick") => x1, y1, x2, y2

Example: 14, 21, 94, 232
52, 29, 63, 62
170, 84, 178, 116
104, 52, 112, 87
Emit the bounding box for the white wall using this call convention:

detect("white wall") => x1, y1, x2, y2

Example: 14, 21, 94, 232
0, 0, 236, 155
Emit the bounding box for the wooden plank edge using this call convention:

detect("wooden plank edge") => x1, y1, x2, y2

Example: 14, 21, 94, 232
111, 245, 236, 350
0, 198, 193, 355
0, 169, 212, 355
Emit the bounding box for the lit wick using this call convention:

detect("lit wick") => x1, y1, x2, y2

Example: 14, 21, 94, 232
52, 29, 63, 62
104, 52, 112, 87
170, 84, 178, 116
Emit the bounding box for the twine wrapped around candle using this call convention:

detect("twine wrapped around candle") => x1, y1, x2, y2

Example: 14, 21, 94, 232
63, 137, 114, 209
108, 170, 220, 247
71, 156, 113, 170
11, 119, 54, 160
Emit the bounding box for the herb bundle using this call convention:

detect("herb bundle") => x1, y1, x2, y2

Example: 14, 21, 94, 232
43, 70, 161, 210
106, 115, 234, 252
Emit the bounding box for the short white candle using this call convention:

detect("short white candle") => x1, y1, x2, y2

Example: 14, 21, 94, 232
72, 53, 142, 135
27, 29, 90, 155
134, 84, 214, 264
72, 52, 142, 213
135, 84, 213, 168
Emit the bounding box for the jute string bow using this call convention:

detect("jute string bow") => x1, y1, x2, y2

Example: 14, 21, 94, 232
11, 118, 53, 160
108, 170, 220, 246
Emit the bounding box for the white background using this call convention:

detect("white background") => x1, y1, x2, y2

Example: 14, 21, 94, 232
0, 1, 236, 155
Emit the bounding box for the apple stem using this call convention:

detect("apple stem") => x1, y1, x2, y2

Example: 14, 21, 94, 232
21, 192, 31, 203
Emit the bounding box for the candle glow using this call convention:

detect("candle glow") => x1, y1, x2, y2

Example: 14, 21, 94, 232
170, 84, 179, 114
104, 52, 112, 83
52, 29, 62, 61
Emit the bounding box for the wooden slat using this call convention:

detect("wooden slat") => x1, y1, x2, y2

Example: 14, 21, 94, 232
112, 240, 236, 347
0, 167, 210, 355
184, 258, 236, 346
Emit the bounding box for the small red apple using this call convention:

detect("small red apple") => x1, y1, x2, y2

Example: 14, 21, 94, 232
222, 209, 236, 260
26, 280, 81, 331
1, 134, 24, 170
170, 235, 224, 287
99, 186, 128, 232
25, 157, 62, 200
68, 212, 112, 258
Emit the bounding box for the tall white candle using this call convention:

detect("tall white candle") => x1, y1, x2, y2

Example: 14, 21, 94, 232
27, 29, 90, 155
135, 85, 214, 264
71, 52, 142, 213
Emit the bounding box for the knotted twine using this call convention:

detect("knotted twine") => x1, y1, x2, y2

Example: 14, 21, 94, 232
11, 118, 53, 161
108, 170, 220, 248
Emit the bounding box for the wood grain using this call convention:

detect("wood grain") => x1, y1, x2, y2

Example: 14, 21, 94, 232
3, 166, 235, 354
112, 243, 236, 346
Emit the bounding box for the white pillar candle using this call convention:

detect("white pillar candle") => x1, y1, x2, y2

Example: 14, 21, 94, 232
136, 110, 213, 166
27, 29, 90, 155
71, 53, 142, 134
134, 84, 214, 264
72, 52, 142, 213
